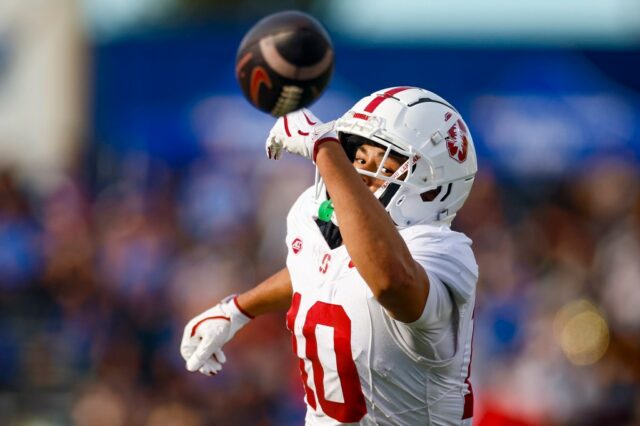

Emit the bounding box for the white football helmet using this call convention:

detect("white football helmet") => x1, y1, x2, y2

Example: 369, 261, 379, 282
331, 86, 477, 227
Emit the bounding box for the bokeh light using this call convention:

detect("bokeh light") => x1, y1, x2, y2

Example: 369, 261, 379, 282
554, 299, 610, 366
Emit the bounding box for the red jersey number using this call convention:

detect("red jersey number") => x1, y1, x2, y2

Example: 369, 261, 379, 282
287, 292, 367, 423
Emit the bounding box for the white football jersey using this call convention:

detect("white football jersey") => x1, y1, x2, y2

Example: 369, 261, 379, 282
285, 187, 478, 426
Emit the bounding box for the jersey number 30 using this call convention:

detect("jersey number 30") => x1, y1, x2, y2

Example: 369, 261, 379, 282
287, 292, 367, 423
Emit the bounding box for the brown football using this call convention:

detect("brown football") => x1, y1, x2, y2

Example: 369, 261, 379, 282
235, 11, 334, 116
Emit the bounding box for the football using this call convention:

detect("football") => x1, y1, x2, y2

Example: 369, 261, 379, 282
235, 11, 334, 116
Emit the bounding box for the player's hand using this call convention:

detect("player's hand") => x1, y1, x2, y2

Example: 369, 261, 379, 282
266, 108, 339, 162
180, 295, 252, 376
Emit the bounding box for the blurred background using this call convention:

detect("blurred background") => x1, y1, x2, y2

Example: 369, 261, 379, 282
1, 0, 639, 424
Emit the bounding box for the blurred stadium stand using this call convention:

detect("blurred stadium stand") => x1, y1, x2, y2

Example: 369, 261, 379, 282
1, 0, 639, 424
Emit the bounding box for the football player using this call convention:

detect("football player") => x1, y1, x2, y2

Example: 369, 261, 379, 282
181, 87, 479, 425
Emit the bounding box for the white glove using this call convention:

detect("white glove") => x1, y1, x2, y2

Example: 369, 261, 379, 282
180, 295, 252, 376
266, 108, 339, 162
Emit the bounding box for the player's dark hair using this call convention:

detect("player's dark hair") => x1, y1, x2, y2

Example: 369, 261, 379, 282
339, 133, 408, 164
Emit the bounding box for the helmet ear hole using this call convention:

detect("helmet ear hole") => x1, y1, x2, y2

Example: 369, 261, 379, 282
420, 186, 442, 202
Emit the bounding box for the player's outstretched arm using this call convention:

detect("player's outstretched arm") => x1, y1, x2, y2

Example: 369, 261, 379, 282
180, 267, 292, 376
315, 143, 430, 323
236, 267, 293, 316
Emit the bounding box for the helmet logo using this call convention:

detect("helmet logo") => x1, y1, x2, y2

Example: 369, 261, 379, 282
444, 112, 453, 121
291, 238, 303, 254
446, 120, 469, 163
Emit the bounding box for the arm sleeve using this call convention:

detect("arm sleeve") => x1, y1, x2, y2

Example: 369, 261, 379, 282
381, 225, 477, 362
410, 269, 454, 330
379, 267, 455, 362
379, 230, 460, 361
400, 269, 456, 361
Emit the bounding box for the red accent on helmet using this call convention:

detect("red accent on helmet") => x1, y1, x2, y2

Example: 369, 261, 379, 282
446, 121, 469, 163
458, 119, 468, 133
352, 112, 369, 121
363, 87, 411, 113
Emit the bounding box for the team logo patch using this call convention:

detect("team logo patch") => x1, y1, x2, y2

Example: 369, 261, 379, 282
319, 253, 331, 274
446, 120, 469, 163
291, 238, 303, 254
